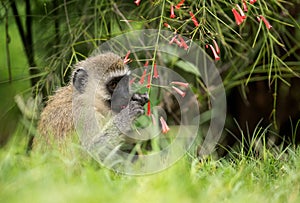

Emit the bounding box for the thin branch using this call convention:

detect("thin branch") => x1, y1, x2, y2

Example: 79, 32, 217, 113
10, 0, 26, 47
2, 1, 12, 83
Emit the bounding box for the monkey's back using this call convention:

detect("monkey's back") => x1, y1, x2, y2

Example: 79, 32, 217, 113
34, 85, 74, 147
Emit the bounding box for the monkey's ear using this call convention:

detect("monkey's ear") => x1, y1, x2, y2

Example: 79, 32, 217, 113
73, 67, 88, 93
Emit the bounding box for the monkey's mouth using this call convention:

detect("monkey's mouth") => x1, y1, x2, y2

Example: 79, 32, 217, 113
111, 100, 130, 113
112, 104, 128, 113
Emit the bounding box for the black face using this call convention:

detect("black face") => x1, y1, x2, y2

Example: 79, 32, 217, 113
106, 74, 130, 113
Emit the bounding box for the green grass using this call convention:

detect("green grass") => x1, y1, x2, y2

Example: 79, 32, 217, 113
1, 127, 300, 203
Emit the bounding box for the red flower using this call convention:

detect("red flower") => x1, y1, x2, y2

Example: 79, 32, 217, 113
124, 50, 131, 64
232, 8, 244, 25
134, 0, 141, 6
171, 81, 189, 88
139, 69, 147, 84
179, 35, 189, 50
236, 4, 246, 19
160, 117, 170, 134
170, 4, 176, 19
250, 0, 257, 4
175, 0, 185, 10
129, 77, 136, 85
169, 35, 178, 44
208, 44, 220, 61
259, 15, 272, 30
147, 74, 151, 88
189, 11, 199, 27
164, 22, 171, 29
172, 86, 186, 97
212, 39, 220, 54
147, 101, 151, 116
144, 60, 149, 67
151, 114, 156, 125
153, 63, 159, 79
242, 0, 248, 12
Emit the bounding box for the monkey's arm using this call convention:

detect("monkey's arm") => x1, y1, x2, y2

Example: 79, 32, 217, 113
87, 93, 148, 160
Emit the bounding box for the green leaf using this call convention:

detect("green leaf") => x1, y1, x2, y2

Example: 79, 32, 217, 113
175, 60, 201, 77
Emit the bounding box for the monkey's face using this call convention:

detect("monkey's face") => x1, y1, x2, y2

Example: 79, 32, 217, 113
72, 65, 131, 114
106, 73, 131, 113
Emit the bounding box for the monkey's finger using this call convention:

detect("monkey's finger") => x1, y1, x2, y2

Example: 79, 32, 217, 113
131, 93, 149, 105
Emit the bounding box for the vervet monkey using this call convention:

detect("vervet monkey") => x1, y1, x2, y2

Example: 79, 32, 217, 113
35, 52, 148, 158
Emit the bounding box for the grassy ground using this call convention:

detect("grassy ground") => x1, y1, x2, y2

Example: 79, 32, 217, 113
1, 127, 300, 203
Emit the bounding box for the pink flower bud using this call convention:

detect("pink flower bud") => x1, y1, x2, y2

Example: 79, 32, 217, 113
232, 8, 244, 25
129, 77, 136, 85
212, 39, 220, 54
189, 11, 199, 27
236, 4, 246, 19
164, 22, 171, 29
175, 0, 185, 10
147, 74, 151, 88
171, 81, 189, 88
172, 86, 186, 97
209, 44, 220, 61
134, 0, 141, 6
169, 35, 178, 44
160, 117, 170, 134
170, 4, 176, 19
140, 69, 147, 84
153, 63, 159, 79
179, 35, 189, 50
259, 15, 272, 30
242, 0, 248, 12
147, 101, 151, 116
123, 50, 131, 64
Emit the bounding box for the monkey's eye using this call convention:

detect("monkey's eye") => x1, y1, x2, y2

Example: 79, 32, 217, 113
108, 81, 118, 92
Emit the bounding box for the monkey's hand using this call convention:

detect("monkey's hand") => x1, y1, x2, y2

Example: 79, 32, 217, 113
114, 93, 149, 134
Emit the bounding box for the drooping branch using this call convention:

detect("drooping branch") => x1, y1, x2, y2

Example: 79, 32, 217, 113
10, 0, 39, 89
2, 1, 12, 83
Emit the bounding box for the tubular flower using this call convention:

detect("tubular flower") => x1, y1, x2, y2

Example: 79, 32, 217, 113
212, 39, 220, 54
172, 86, 186, 97
250, 0, 257, 4
179, 35, 189, 50
151, 114, 156, 125
189, 11, 199, 27
209, 44, 220, 61
175, 0, 185, 10
236, 4, 246, 19
232, 8, 244, 25
147, 101, 151, 116
171, 81, 189, 88
134, 0, 141, 6
259, 15, 272, 30
242, 0, 248, 12
124, 50, 131, 64
169, 35, 178, 44
147, 74, 151, 88
170, 4, 176, 19
144, 60, 149, 67
139, 69, 147, 84
153, 63, 159, 79
129, 77, 136, 85
160, 117, 170, 134
164, 22, 171, 29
